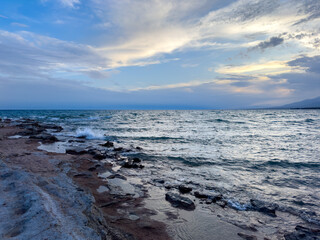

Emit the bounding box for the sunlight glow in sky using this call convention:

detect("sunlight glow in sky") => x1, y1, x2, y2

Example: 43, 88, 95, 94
0, 0, 319, 109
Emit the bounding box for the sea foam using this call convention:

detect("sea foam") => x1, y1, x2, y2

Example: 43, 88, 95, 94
75, 128, 105, 140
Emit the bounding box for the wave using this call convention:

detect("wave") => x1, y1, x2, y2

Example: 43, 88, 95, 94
305, 118, 314, 123
75, 128, 105, 140
257, 160, 320, 169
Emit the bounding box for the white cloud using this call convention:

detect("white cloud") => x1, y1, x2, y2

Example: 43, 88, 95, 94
87, 0, 320, 68
41, 0, 80, 8
0, 30, 109, 79
60, 0, 80, 8
11, 23, 29, 28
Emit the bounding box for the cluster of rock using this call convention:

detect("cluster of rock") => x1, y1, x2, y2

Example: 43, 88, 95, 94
15, 119, 62, 143
155, 180, 227, 211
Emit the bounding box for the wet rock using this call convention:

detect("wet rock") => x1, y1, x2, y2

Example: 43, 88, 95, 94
108, 174, 127, 180
216, 200, 227, 208
250, 199, 278, 217
68, 139, 85, 143
206, 198, 213, 204
87, 149, 106, 160
114, 147, 123, 151
165, 192, 195, 210
284, 225, 320, 240
40, 124, 63, 132
237, 233, 258, 240
66, 148, 88, 155
132, 157, 141, 163
73, 172, 92, 178
178, 185, 192, 194
153, 179, 165, 184
194, 191, 208, 199
92, 152, 105, 160
122, 160, 144, 169
100, 141, 114, 147
29, 133, 58, 143
136, 146, 143, 150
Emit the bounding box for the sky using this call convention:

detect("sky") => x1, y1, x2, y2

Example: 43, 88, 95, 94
0, 0, 319, 109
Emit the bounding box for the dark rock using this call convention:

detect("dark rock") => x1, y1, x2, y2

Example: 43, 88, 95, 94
40, 124, 63, 132
122, 160, 144, 169
68, 139, 85, 143
108, 174, 127, 180
88, 166, 97, 171
209, 192, 223, 202
87, 149, 106, 160
178, 185, 192, 194
73, 172, 92, 178
114, 147, 123, 152
93, 153, 105, 160
100, 141, 114, 147
206, 198, 213, 204
165, 192, 195, 210
194, 191, 210, 199
154, 179, 165, 184
250, 199, 277, 217
136, 146, 143, 150
216, 200, 227, 208
66, 148, 88, 155
237, 233, 258, 240
29, 133, 58, 143
284, 225, 320, 240
132, 157, 141, 163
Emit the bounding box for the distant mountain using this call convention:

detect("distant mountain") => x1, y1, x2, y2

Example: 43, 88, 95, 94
279, 96, 320, 109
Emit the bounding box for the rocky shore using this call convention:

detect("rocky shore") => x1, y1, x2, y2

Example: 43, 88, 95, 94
0, 118, 319, 240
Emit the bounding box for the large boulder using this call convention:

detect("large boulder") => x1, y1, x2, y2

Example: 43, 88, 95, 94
165, 192, 195, 210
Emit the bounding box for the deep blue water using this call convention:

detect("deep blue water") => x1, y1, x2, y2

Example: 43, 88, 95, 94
1, 109, 320, 225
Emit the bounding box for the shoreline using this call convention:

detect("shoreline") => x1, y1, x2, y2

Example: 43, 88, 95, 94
0, 120, 169, 239
0, 118, 319, 240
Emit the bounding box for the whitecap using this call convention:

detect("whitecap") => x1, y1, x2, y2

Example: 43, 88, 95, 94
75, 128, 105, 140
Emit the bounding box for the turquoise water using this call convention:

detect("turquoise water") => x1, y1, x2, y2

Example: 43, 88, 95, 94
1, 109, 320, 225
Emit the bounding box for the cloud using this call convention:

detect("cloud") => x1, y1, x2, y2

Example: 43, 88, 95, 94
86, 0, 320, 68
11, 23, 29, 28
42, 0, 80, 8
216, 60, 306, 76
60, 0, 80, 8
288, 55, 320, 73
0, 30, 109, 80
250, 36, 284, 51
0, 15, 8, 19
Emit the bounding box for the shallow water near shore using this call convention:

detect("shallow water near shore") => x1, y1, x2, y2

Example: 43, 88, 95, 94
1, 109, 320, 238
